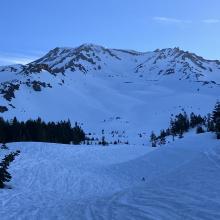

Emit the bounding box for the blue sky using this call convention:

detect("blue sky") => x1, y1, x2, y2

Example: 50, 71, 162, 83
0, 0, 220, 65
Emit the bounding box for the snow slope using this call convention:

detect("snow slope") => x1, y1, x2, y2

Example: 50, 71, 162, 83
0, 132, 220, 219
0, 45, 220, 219
0, 44, 219, 143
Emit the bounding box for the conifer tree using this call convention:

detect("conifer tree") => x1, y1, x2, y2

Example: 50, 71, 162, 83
0, 151, 20, 188
207, 113, 215, 132
196, 126, 204, 134
150, 131, 157, 147
212, 101, 220, 123
170, 118, 177, 139
159, 130, 166, 145
0, 118, 86, 144
101, 136, 108, 146
179, 130, 184, 139
0, 166, 11, 188
212, 101, 220, 139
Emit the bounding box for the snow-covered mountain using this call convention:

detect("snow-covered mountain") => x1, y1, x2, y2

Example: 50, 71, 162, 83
0, 44, 219, 142
0, 45, 220, 219
4, 44, 219, 80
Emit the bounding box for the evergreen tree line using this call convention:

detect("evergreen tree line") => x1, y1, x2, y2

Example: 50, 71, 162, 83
212, 101, 220, 139
0, 150, 20, 188
150, 101, 220, 147
0, 117, 86, 144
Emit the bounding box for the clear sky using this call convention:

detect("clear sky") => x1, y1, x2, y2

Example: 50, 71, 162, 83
0, 0, 220, 65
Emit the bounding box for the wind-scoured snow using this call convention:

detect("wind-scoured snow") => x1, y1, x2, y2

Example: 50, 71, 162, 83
0, 132, 220, 219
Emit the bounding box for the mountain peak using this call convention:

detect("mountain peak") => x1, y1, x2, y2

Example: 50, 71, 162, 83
0, 44, 219, 114
0, 44, 219, 83
48, 43, 106, 55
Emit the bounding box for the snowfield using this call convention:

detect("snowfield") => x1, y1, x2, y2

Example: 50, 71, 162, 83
0, 44, 220, 219
0, 45, 220, 145
0, 132, 220, 220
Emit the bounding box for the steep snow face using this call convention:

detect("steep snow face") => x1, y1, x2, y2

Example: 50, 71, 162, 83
0, 45, 219, 143
136, 47, 220, 82
0, 133, 220, 219
1, 45, 220, 78
19, 44, 220, 82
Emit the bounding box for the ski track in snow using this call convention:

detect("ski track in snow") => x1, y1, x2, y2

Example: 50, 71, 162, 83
0, 133, 220, 219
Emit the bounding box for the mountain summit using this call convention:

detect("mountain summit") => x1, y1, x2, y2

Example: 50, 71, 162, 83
0, 44, 219, 133
1, 44, 219, 79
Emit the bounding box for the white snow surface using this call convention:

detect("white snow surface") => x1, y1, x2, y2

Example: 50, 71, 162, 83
0, 45, 220, 219
0, 132, 220, 219
0, 45, 219, 144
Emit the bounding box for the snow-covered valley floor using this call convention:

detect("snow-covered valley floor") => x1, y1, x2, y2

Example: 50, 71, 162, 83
0, 132, 220, 220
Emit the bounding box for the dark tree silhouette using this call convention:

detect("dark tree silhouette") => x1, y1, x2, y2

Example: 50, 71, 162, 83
212, 101, 220, 139
150, 131, 157, 147
0, 117, 86, 144
0, 151, 20, 188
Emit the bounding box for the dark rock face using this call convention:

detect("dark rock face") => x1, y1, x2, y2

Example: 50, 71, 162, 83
32, 81, 43, 91
0, 83, 20, 102
0, 106, 8, 113
0, 79, 52, 103
22, 64, 51, 74
25, 80, 52, 92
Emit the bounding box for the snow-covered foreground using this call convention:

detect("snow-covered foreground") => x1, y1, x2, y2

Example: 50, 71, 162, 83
0, 132, 220, 220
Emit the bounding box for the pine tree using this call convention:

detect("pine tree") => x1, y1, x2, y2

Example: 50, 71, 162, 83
190, 112, 196, 128
170, 118, 177, 139
165, 128, 171, 136
207, 113, 215, 132
0, 166, 11, 188
212, 101, 220, 139
215, 118, 220, 139
150, 131, 157, 147
179, 130, 184, 139
196, 126, 204, 134
0, 151, 20, 188
0, 118, 86, 144
159, 130, 166, 145
212, 101, 220, 123
101, 136, 108, 146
